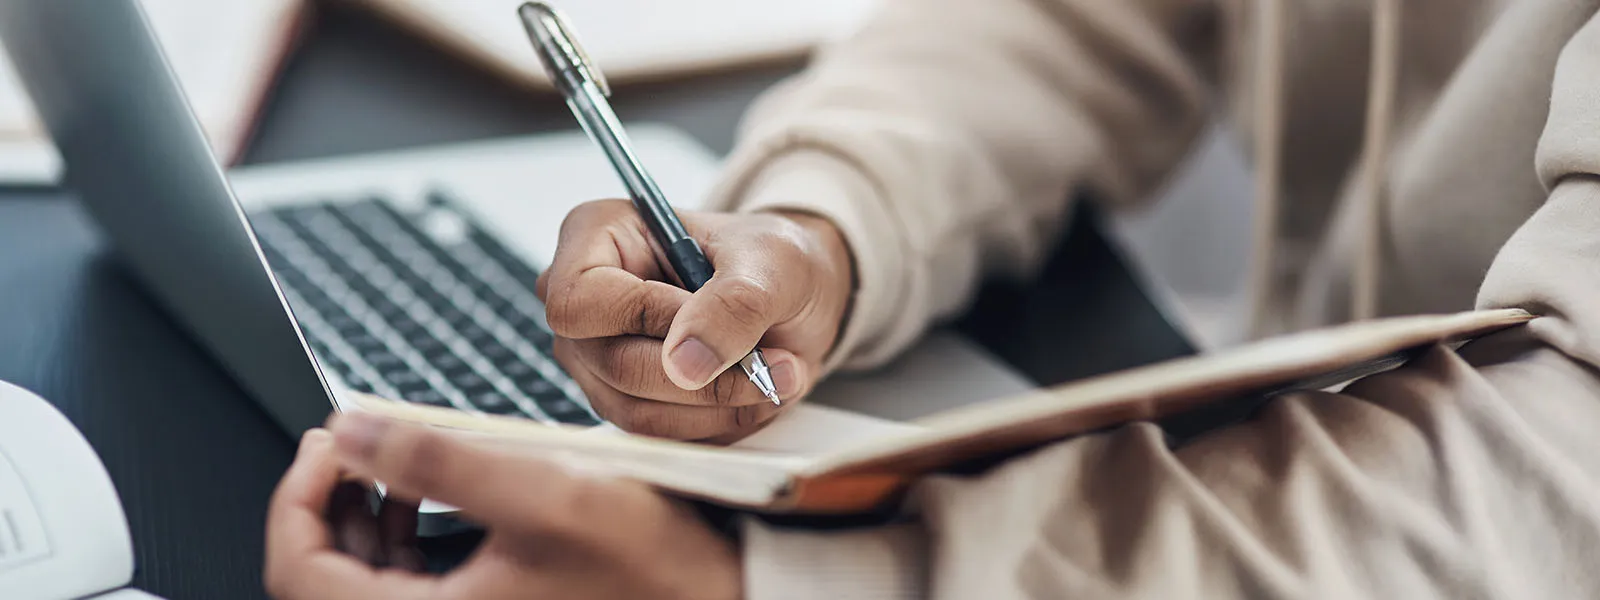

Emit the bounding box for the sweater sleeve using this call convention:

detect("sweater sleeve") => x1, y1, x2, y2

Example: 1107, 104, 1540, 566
703, 0, 1221, 370
739, 13, 1600, 600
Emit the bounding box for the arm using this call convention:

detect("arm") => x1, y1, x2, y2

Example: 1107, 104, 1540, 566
706, 0, 1221, 370
741, 13, 1600, 598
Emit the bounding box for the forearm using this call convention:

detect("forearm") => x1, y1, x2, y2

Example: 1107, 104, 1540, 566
706, 0, 1219, 370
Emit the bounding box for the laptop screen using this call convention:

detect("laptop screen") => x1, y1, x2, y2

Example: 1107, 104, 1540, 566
0, 0, 337, 435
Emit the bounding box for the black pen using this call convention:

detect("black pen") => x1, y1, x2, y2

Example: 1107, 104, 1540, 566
518, 2, 781, 405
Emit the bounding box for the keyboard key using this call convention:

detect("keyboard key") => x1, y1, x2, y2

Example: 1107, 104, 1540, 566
497, 361, 536, 379
479, 341, 514, 362
342, 374, 374, 394
469, 392, 521, 415
448, 371, 491, 393
325, 315, 362, 335
426, 351, 468, 374
405, 331, 446, 353
403, 389, 452, 407
458, 324, 491, 343
435, 307, 470, 326
482, 292, 514, 315
539, 397, 598, 425
390, 316, 425, 336
362, 351, 406, 369
381, 369, 427, 389
528, 330, 555, 354
320, 356, 350, 377
515, 376, 555, 397
345, 333, 385, 351
370, 298, 405, 319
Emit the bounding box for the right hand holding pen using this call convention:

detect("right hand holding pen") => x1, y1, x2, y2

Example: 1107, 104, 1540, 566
537, 200, 854, 442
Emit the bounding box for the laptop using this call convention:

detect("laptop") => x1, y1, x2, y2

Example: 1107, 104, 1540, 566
0, 0, 1035, 524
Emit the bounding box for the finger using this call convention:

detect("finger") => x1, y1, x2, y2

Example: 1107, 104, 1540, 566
661, 249, 809, 391
565, 336, 808, 406
545, 272, 689, 339
547, 199, 666, 280
267, 429, 343, 565
265, 431, 442, 600
557, 342, 782, 440
541, 200, 692, 338
329, 412, 587, 530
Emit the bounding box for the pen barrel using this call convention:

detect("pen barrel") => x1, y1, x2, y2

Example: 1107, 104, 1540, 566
665, 238, 715, 292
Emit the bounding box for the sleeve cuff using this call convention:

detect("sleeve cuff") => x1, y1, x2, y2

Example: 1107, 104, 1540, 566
740, 517, 928, 600
706, 150, 911, 373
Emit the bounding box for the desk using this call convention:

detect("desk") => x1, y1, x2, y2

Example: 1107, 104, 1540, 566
0, 5, 1192, 598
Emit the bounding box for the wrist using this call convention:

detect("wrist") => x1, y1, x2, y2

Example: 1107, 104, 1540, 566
774, 210, 856, 293
770, 209, 857, 359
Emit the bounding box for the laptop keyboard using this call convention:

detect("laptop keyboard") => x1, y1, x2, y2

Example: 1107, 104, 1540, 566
249, 192, 601, 426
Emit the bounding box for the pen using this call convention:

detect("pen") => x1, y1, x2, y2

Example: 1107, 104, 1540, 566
518, 2, 782, 406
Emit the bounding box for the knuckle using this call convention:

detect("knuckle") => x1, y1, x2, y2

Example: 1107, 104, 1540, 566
610, 342, 658, 395
711, 275, 771, 327
564, 199, 626, 227
543, 279, 585, 336
603, 284, 647, 336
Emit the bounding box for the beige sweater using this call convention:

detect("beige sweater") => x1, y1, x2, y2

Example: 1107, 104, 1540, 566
707, 0, 1600, 597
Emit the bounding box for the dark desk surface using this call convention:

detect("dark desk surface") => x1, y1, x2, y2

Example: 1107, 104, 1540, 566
0, 5, 1192, 598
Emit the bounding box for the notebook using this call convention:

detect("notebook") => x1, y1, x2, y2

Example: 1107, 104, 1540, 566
355, 308, 1535, 515
0, 0, 305, 182
342, 0, 880, 89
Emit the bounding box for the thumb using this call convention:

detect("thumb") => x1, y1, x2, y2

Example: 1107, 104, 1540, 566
662, 269, 801, 391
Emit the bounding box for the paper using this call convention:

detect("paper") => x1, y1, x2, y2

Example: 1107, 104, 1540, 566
730, 405, 918, 456
0, 0, 301, 182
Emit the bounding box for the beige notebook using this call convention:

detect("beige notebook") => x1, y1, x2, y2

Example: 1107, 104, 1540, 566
0, 0, 305, 182
355, 308, 1534, 515
342, 0, 879, 89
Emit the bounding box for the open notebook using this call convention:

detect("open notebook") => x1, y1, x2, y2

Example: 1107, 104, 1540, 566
0, 0, 304, 182
344, 0, 880, 88
356, 308, 1534, 515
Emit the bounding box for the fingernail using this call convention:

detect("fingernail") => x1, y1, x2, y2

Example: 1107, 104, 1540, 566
332, 412, 388, 461
770, 359, 802, 399
668, 337, 721, 386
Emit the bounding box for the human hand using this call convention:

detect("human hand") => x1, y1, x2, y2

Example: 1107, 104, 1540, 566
264, 412, 742, 600
537, 200, 854, 442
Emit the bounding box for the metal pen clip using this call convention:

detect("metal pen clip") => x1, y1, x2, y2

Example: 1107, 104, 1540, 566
518, 2, 611, 97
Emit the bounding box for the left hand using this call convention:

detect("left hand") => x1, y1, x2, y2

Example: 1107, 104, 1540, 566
263, 412, 743, 600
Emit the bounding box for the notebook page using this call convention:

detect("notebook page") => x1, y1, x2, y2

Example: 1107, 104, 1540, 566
730, 405, 918, 456
0, 0, 301, 181
576, 405, 916, 458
